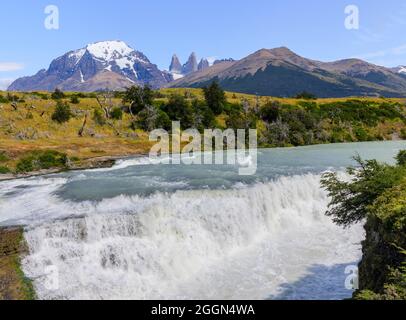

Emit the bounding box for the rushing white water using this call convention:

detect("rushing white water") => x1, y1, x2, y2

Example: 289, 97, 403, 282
19, 174, 362, 300
1, 141, 405, 300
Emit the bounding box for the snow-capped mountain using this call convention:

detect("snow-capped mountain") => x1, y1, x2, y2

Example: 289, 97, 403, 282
395, 66, 406, 74
8, 40, 172, 92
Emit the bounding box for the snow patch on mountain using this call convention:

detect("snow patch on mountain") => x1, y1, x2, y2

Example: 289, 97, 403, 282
398, 66, 406, 74
87, 41, 134, 61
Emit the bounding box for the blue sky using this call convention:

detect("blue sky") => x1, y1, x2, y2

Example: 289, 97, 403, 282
1, 0, 406, 89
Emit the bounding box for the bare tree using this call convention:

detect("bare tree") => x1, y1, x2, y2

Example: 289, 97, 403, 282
78, 113, 88, 137
96, 90, 115, 119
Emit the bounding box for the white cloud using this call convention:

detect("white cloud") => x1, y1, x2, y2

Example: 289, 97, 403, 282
0, 79, 14, 91
0, 62, 24, 72
355, 44, 406, 66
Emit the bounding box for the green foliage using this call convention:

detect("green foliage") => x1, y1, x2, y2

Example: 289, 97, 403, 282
295, 91, 317, 100
161, 94, 194, 129
397, 150, 406, 166
135, 105, 171, 132
16, 150, 68, 173
52, 101, 71, 124
322, 151, 406, 300
70, 95, 80, 104
0, 94, 9, 103
321, 155, 406, 227
0, 166, 10, 174
259, 101, 281, 123
0, 152, 9, 162
110, 107, 123, 120
93, 109, 106, 126
51, 88, 65, 100
203, 82, 227, 116
191, 99, 216, 130
123, 85, 154, 115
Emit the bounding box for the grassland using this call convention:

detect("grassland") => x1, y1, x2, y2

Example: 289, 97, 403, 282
0, 88, 405, 177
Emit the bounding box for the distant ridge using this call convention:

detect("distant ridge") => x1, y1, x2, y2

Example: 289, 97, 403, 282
170, 47, 406, 98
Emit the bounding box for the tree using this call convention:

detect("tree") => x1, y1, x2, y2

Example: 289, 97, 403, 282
51, 88, 65, 100
191, 99, 216, 130
51, 101, 71, 124
260, 101, 281, 123
96, 90, 115, 119
321, 154, 406, 227
136, 105, 171, 131
161, 94, 194, 129
123, 85, 154, 116
110, 107, 123, 120
203, 82, 227, 116
295, 91, 317, 100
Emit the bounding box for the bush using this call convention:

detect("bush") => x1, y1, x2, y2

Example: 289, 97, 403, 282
51, 88, 65, 100
110, 107, 123, 120
16, 158, 34, 173
260, 101, 281, 123
0, 95, 9, 103
0, 152, 9, 162
295, 91, 317, 100
16, 150, 68, 173
70, 95, 80, 104
397, 150, 406, 166
93, 109, 106, 126
0, 166, 10, 174
52, 101, 71, 124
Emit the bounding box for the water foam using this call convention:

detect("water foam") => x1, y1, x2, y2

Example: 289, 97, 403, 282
20, 174, 363, 300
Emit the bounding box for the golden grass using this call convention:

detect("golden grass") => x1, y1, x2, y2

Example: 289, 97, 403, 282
0, 88, 405, 173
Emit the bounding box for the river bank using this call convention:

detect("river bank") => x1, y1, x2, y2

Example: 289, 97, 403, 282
0, 227, 35, 300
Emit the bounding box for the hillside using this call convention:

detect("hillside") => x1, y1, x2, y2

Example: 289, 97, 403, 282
0, 87, 406, 176
170, 48, 406, 98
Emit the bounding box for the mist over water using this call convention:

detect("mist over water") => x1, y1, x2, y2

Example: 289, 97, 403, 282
0, 141, 405, 300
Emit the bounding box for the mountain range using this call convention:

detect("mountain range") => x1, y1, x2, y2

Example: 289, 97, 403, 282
8, 41, 406, 98
170, 47, 406, 98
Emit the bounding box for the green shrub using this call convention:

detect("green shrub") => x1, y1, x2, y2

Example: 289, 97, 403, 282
70, 95, 80, 104
0, 95, 9, 103
16, 158, 34, 173
0, 166, 10, 174
16, 150, 68, 173
0, 152, 9, 162
295, 91, 317, 100
397, 150, 406, 166
110, 107, 123, 120
51, 88, 65, 100
93, 109, 106, 126
52, 101, 71, 124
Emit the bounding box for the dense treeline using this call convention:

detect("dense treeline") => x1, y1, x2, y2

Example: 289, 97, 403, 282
2, 83, 405, 148
322, 152, 406, 300
115, 83, 406, 147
